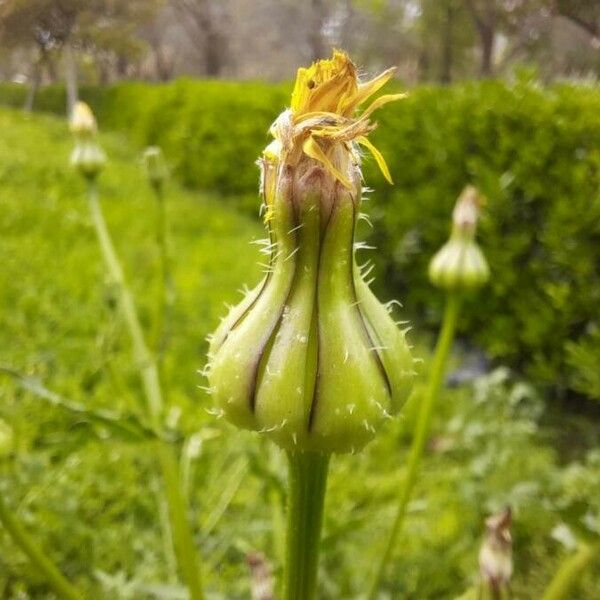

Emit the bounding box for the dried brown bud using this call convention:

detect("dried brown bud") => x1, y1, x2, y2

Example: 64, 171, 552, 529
479, 507, 513, 594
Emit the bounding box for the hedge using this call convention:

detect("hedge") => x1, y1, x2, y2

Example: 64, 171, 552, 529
1, 78, 599, 402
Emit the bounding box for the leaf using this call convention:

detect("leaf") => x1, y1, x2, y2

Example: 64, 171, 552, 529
0, 364, 165, 443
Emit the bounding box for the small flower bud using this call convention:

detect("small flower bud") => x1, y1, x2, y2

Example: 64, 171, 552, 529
428, 186, 489, 291
479, 507, 513, 594
0, 418, 14, 458
69, 102, 106, 180
143, 146, 168, 190
207, 52, 414, 454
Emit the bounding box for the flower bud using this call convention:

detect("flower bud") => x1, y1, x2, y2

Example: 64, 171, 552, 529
207, 51, 415, 454
0, 418, 14, 458
428, 186, 489, 291
143, 146, 168, 190
479, 507, 513, 594
246, 552, 274, 600
69, 102, 106, 179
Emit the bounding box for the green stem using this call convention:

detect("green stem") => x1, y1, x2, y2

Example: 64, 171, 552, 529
540, 543, 597, 600
284, 450, 330, 600
0, 494, 83, 600
152, 183, 173, 368
86, 180, 204, 600
368, 293, 461, 600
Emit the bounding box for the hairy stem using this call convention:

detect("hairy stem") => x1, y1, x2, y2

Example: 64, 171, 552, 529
368, 294, 461, 599
0, 494, 83, 600
86, 181, 204, 600
541, 543, 597, 600
284, 450, 330, 600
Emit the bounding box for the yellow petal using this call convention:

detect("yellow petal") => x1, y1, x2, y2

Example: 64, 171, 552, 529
303, 136, 352, 188
341, 67, 397, 115
291, 67, 310, 113
307, 72, 352, 114
356, 136, 393, 184
291, 50, 358, 115
360, 93, 407, 121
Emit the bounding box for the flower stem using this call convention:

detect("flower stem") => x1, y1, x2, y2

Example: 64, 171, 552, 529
284, 450, 330, 600
0, 494, 83, 600
152, 183, 173, 368
86, 181, 204, 600
368, 293, 461, 599
541, 543, 597, 600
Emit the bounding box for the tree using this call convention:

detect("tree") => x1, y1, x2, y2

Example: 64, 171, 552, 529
170, 0, 228, 77
0, 0, 79, 110
0, 0, 160, 111
555, 0, 599, 39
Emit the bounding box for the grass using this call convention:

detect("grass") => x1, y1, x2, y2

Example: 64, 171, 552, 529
0, 108, 598, 599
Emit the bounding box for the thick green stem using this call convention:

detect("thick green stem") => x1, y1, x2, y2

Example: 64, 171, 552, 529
541, 543, 597, 600
0, 494, 83, 600
86, 181, 204, 600
368, 294, 461, 599
284, 450, 330, 600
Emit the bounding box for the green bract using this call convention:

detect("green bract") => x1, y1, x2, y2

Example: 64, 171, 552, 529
208, 168, 414, 454
70, 140, 106, 179
142, 146, 168, 189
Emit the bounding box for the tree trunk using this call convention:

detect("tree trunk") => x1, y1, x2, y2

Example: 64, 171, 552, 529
465, 0, 496, 78
440, 0, 454, 83
63, 41, 78, 117
42, 49, 58, 82
479, 24, 495, 77
418, 47, 431, 83
204, 27, 224, 77
24, 57, 42, 112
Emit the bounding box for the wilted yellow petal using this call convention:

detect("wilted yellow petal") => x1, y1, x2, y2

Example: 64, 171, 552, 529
356, 136, 393, 184
291, 50, 358, 116
340, 67, 397, 115
270, 51, 400, 188
360, 93, 407, 121
303, 136, 352, 188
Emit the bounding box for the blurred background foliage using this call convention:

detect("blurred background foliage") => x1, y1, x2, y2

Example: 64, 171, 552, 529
1, 77, 598, 403
1, 0, 599, 598
0, 108, 599, 599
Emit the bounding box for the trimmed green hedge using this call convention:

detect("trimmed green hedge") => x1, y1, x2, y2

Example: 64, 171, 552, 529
367, 81, 600, 402
1, 78, 599, 401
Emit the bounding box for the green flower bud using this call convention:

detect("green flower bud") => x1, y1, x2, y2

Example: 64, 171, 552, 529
143, 146, 168, 190
0, 418, 14, 458
70, 102, 106, 180
478, 507, 513, 595
206, 52, 415, 454
429, 186, 490, 291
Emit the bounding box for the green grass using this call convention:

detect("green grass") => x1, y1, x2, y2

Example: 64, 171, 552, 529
0, 108, 598, 599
